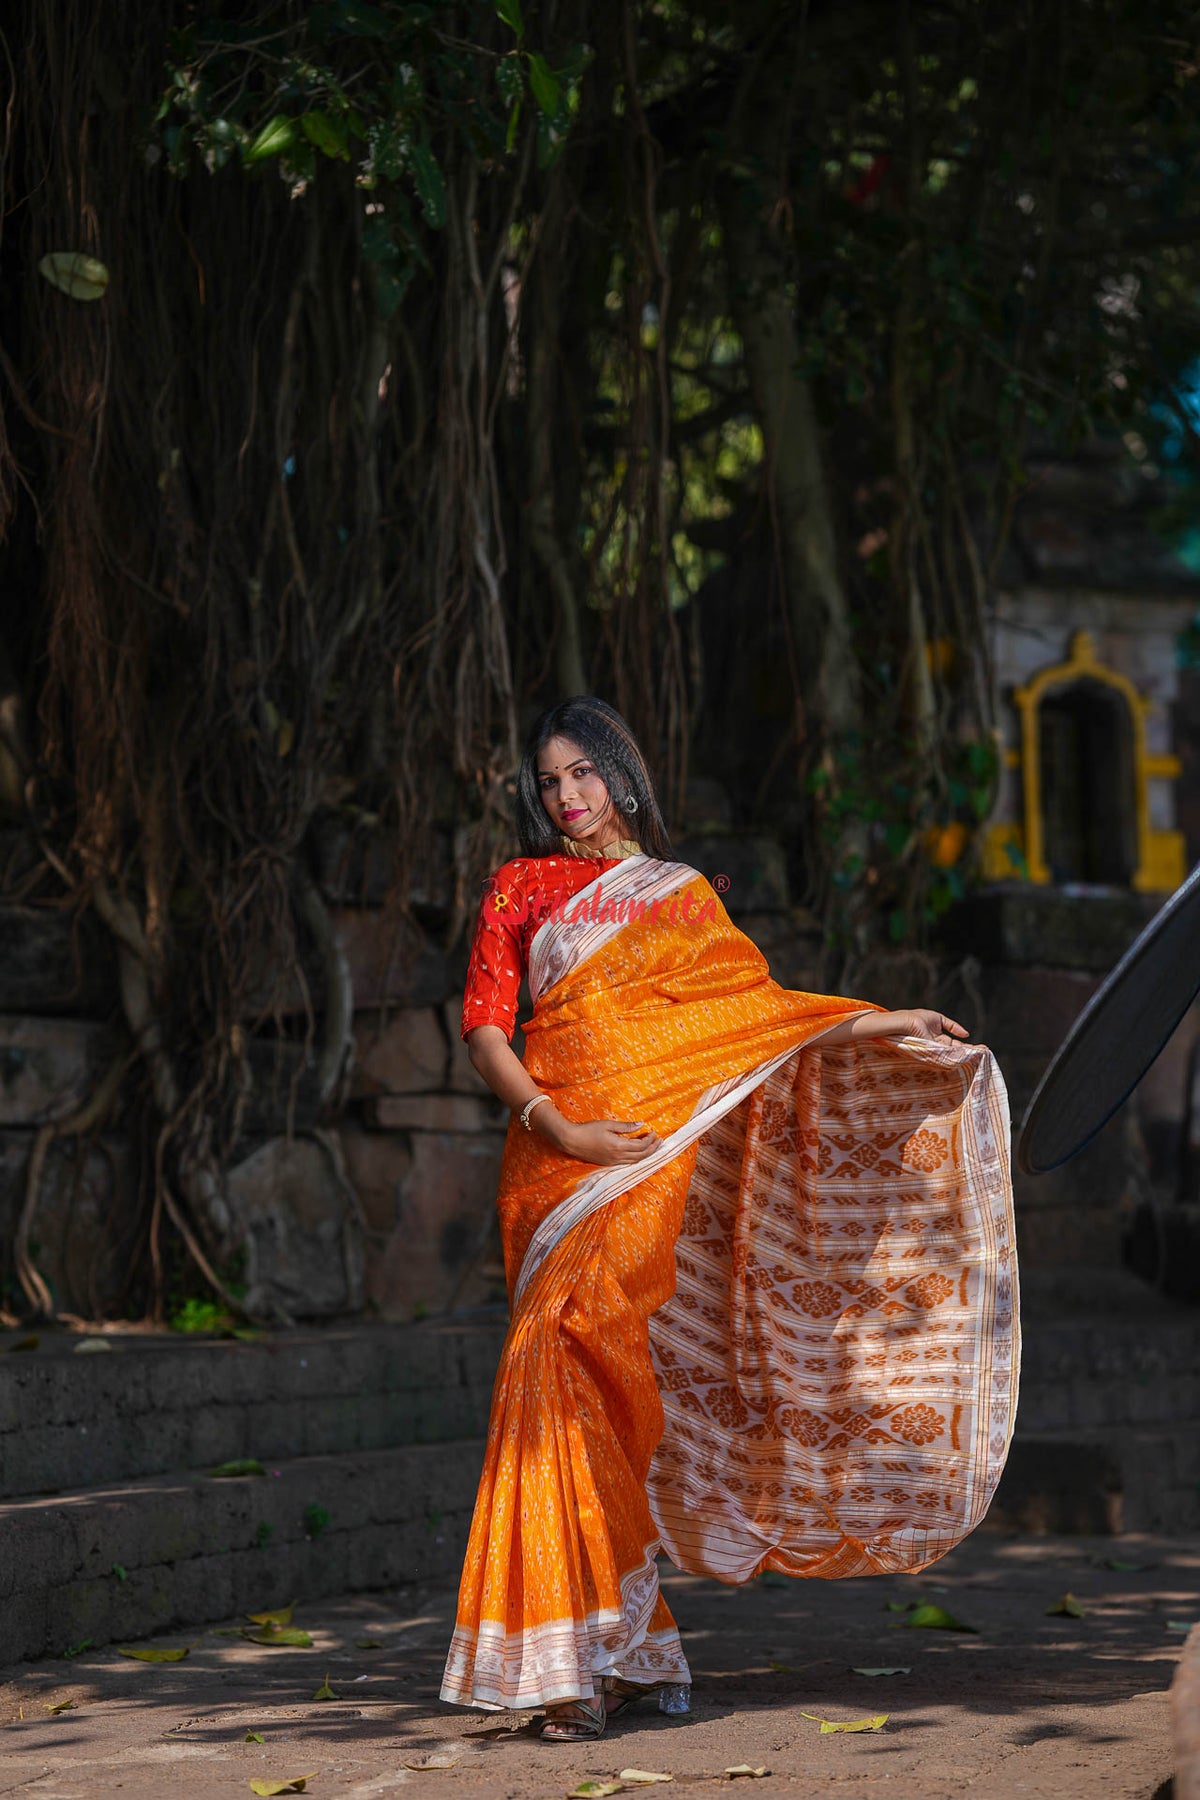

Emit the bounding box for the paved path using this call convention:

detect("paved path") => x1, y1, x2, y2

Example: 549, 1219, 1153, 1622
1, 1533, 1194, 1799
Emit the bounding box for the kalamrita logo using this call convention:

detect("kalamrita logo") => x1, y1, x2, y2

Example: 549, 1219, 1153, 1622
486, 877, 719, 927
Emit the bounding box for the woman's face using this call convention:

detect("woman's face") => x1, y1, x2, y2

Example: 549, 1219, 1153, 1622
537, 735, 619, 853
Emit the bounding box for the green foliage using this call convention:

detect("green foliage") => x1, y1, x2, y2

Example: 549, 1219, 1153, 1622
169, 1296, 230, 1334
303, 1502, 331, 1538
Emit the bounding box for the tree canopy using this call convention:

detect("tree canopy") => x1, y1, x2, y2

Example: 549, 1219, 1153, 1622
2, 0, 1199, 1316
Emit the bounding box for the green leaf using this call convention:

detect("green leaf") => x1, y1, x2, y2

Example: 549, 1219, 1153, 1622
409, 140, 445, 228
301, 111, 349, 160
62, 1640, 94, 1658
898, 1603, 978, 1633
244, 115, 295, 166
495, 0, 524, 36
355, 1638, 383, 1649
244, 1627, 314, 1648
45, 1699, 77, 1713
211, 1458, 266, 1479
118, 1645, 190, 1662
505, 99, 522, 154
247, 1603, 294, 1626
527, 52, 561, 117
569, 1785, 624, 1799
111, 1563, 127, 1580
1046, 1592, 1086, 1618
312, 1673, 337, 1700
246, 1731, 265, 1743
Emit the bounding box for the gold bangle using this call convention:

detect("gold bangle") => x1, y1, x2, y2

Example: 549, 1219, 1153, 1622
519, 1093, 551, 1132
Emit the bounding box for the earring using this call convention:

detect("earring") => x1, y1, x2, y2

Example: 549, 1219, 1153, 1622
624, 795, 639, 814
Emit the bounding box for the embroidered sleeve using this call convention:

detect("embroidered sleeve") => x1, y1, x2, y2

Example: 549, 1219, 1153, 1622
460, 865, 526, 1041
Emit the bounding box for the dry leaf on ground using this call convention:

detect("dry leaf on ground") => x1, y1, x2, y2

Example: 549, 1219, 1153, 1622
248, 1777, 316, 1796
568, 1784, 624, 1799
619, 1775, 673, 1786
801, 1710, 889, 1735
403, 1750, 464, 1770
852, 1666, 911, 1677
724, 1768, 769, 1780
117, 1646, 189, 1662
312, 1675, 337, 1700
44, 1699, 76, 1714
1046, 1593, 1086, 1618
244, 1627, 313, 1649
355, 1639, 383, 1650
247, 1604, 295, 1627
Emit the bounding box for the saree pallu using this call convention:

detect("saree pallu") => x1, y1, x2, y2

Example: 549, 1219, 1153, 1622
441, 855, 1018, 1711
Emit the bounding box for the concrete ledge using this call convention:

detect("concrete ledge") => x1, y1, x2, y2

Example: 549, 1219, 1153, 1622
985, 1426, 1200, 1534
0, 1317, 507, 1499
0, 1438, 485, 1665
1174, 1622, 1200, 1800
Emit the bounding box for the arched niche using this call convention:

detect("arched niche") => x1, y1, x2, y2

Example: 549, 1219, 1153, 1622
1007, 630, 1183, 892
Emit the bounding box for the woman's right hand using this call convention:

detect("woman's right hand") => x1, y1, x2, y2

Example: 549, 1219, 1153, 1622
555, 1117, 663, 1167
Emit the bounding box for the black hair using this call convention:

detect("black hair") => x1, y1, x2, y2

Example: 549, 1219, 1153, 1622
513, 695, 674, 861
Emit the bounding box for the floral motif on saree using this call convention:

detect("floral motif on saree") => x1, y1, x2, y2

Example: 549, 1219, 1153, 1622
440, 855, 1018, 1711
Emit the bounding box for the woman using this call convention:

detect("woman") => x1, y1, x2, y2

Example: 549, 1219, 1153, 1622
441, 696, 1017, 1741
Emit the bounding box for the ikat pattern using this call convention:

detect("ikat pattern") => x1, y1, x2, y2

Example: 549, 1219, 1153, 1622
441, 856, 1018, 1712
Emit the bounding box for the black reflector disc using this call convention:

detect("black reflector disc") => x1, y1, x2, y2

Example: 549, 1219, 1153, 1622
1017, 860, 1200, 1175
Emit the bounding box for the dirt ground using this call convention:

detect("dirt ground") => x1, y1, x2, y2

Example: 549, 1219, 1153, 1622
1, 1532, 1193, 1800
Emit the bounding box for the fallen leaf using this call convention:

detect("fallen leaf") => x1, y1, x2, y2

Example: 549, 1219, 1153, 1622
44, 1699, 76, 1714
212, 1459, 266, 1479
118, 1646, 190, 1662
768, 1659, 795, 1674
801, 1710, 889, 1735
248, 1778, 316, 1796
404, 1750, 463, 1770
1167, 1620, 1197, 1634
883, 1599, 908, 1612
619, 1776, 673, 1786
244, 1628, 313, 1649
852, 1667, 911, 1677
1046, 1593, 1086, 1618
724, 1769, 769, 1780
568, 1784, 624, 1799
73, 1337, 113, 1353
62, 1640, 93, 1659
1099, 1557, 1155, 1572
7, 1334, 38, 1352
312, 1675, 337, 1701
898, 1604, 977, 1633
355, 1639, 383, 1650
39, 251, 110, 300
246, 1730, 265, 1743
247, 1603, 295, 1627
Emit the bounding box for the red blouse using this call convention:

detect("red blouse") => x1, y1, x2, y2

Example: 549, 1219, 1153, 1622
461, 854, 625, 1042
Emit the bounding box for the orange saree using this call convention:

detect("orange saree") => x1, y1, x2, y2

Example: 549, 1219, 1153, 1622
440, 855, 1018, 1711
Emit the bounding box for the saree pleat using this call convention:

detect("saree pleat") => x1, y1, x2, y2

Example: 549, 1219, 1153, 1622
441, 859, 1018, 1711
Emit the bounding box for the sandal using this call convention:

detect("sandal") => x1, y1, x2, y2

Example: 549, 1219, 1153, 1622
540, 1695, 606, 1741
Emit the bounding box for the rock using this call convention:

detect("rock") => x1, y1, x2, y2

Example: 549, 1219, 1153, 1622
943, 888, 1160, 972
237, 1038, 323, 1138
339, 1127, 506, 1320
332, 908, 449, 1009
363, 1093, 506, 1132
351, 1004, 489, 1100
0, 906, 118, 1016
671, 834, 791, 913
0, 1017, 112, 1125
310, 810, 454, 922
0, 1131, 137, 1316
226, 1137, 365, 1320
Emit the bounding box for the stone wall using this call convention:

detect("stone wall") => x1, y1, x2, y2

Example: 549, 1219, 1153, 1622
0, 814, 1185, 1324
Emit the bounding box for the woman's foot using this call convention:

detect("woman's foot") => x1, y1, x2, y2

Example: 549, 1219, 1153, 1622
602, 1675, 655, 1719
539, 1695, 606, 1740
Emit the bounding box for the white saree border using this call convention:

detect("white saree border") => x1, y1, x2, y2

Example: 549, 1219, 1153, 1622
527, 853, 704, 1007
439, 1535, 690, 1710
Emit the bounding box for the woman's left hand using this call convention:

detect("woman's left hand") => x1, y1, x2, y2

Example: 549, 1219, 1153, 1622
889, 1008, 968, 1041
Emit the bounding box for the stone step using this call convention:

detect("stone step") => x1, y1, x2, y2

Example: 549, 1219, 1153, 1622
0, 1317, 508, 1501
0, 1438, 484, 1665
987, 1425, 1200, 1536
